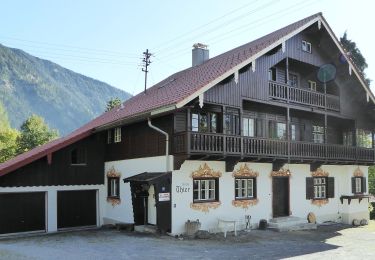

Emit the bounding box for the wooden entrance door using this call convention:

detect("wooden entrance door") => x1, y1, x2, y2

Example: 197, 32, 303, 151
272, 177, 289, 217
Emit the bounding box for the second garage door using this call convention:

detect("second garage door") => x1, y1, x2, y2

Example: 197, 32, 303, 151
57, 190, 97, 229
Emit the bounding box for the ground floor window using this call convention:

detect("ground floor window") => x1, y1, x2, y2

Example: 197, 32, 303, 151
235, 178, 256, 199
314, 177, 326, 199
306, 177, 334, 200
193, 179, 218, 202
352, 177, 366, 194
108, 177, 120, 198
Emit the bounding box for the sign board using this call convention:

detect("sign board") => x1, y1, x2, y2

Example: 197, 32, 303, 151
158, 193, 170, 202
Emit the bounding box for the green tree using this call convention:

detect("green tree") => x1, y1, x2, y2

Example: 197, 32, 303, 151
17, 114, 59, 153
0, 102, 20, 163
105, 97, 122, 112
369, 166, 375, 195
340, 32, 371, 86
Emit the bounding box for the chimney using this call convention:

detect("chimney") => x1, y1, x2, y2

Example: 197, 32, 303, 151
192, 43, 209, 66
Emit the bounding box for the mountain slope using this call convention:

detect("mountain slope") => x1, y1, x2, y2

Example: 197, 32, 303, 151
0, 44, 131, 136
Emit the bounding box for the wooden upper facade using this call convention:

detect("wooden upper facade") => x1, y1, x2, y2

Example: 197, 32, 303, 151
1, 13, 374, 186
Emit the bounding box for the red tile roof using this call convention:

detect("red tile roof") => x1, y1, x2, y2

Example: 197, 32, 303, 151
0, 13, 324, 176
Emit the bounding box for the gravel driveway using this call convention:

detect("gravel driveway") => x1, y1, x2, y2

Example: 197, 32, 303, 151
0, 221, 374, 260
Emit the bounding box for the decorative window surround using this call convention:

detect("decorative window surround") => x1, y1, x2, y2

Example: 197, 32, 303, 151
270, 168, 291, 177
190, 163, 222, 179
232, 198, 259, 209
232, 164, 259, 178
190, 201, 221, 213
353, 167, 364, 177
311, 168, 329, 177
106, 166, 121, 206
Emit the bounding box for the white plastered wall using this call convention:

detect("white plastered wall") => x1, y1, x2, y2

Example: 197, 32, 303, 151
171, 161, 370, 235
103, 155, 173, 225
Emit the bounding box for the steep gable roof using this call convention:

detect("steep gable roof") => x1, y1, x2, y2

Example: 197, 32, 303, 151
0, 12, 372, 176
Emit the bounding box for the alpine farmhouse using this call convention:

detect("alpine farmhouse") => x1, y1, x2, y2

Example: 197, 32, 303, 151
0, 13, 373, 235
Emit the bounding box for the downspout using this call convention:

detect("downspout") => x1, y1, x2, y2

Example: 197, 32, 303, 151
147, 118, 170, 172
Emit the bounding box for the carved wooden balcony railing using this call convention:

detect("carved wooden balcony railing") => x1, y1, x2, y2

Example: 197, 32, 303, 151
269, 81, 340, 111
173, 132, 375, 163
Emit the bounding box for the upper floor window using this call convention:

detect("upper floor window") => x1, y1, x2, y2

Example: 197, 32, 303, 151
312, 125, 324, 144
71, 148, 87, 165
193, 178, 218, 202
269, 121, 286, 140
243, 117, 255, 137
308, 80, 317, 91
289, 73, 298, 87
114, 127, 121, 143
225, 112, 240, 135
302, 40, 312, 53
343, 131, 353, 146
235, 178, 256, 200
291, 124, 296, 141
356, 129, 372, 148
268, 68, 277, 81
191, 112, 218, 133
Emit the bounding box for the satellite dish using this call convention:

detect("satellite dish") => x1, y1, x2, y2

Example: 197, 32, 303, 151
317, 64, 337, 84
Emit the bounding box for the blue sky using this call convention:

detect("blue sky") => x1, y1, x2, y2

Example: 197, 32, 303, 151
0, 0, 373, 95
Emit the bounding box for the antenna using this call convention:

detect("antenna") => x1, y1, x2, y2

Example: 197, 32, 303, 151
141, 49, 152, 93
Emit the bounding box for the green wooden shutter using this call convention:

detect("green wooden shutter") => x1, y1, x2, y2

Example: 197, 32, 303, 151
352, 177, 356, 194
253, 178, 257, 199
362, 177, 367, 193
306, 177, 314, 199
327, 177, 335, 198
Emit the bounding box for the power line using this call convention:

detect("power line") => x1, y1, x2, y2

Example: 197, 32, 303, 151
154, 0, 279, 57
151, 0, 261, 52
156, 0, 319, 62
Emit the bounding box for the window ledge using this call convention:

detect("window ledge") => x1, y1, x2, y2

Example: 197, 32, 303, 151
340, 195, 370, 205
232, 198, 259, 209
107, 197, 121, 206
190, 201, 221, 213
311, 198, 329, 207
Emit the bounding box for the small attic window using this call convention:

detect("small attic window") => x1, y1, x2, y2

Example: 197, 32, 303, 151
302, 40, 312, 53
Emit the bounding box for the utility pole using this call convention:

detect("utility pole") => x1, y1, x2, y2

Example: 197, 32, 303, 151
141, 49, 152, 93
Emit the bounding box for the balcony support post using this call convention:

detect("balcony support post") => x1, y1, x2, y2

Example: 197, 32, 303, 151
286, 57, 291, 163
222, 105, 227, 156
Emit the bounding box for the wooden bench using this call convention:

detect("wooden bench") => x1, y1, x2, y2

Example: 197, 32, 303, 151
218, 219, 237, 238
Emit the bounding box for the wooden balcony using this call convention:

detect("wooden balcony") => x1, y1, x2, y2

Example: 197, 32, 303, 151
269, 81, 340, 111
173, 132, 375, 164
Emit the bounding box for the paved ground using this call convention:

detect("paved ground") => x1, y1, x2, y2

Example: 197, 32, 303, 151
0, 221, 374, 260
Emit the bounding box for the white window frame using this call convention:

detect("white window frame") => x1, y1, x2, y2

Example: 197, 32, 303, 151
114, 127, 121, 143
235, 178, 254, 199
355, 177, 362, 193
313, 125, 324, 144
110, 178, 119, 197
291, 124, 296, 141
277, 122, 286, 140
313, 177, 326, 199
193, 179, 216, 202
243, 118, 255, 137
302, 40, 312, 53
308, 80, 317, 91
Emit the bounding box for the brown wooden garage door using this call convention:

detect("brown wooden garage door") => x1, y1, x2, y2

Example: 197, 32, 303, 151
57, 190, 97, 229
0, 192, 46, 235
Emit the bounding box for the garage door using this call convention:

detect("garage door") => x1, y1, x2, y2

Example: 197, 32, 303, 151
0, 192, 46, 235
57, 190, 97, 229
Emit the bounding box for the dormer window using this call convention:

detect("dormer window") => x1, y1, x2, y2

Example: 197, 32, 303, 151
302, 40, 312, 53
